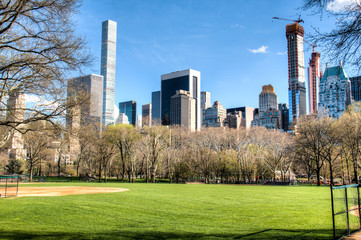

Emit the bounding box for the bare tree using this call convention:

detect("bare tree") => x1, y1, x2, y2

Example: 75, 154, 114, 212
302, 0, 361, 69
0, 0, 91, 146
23, 122, 51, 181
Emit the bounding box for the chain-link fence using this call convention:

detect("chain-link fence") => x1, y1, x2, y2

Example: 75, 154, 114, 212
0, 176, 19, 198
331, 184, 361, 239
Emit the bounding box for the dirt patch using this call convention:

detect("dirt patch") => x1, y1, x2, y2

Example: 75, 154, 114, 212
11, 186, 129, 197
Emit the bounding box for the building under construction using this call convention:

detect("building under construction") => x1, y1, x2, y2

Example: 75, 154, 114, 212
286, 22, 307, 125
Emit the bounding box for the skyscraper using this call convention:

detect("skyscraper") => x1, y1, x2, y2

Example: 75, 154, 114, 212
259, 85, 278, 112
350, 76, 361, 102
308, 51, 321, 114
319, 62, 351, 118
67, 74, 104, 162
286, 22, 306, 124
142, 103, 152, 127
119, 101, 136, 126
101, 20, 117, 126
151, 91, 161, 124
67, 74, 104, 127
251, 85, 281, 130
161, 69, 201, 130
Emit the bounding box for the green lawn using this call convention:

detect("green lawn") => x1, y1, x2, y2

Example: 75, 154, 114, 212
0, 183, 333, 239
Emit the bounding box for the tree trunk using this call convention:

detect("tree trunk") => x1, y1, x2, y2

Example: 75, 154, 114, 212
98, 162, 102, 183
29, 165, 33, 182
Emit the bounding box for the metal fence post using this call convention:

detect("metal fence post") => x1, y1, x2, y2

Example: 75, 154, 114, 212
331, 185, 336, 240
16, 176, 19, 197
4, 178, 7, 198
345, 187, 350, 235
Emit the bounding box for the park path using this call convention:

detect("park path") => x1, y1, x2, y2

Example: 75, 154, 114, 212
345, 231, 361, 240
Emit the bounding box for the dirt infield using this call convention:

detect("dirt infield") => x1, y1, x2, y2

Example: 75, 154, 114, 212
12, 186, 129, 197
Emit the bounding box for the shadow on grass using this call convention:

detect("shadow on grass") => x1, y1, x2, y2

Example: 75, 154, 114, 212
0, 229, 332, 240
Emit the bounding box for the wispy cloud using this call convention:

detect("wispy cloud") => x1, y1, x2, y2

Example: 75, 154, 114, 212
230, 24, 245, 30
277, 51, 287, 56
248, 46, 269, 54
327, 0, 358, 12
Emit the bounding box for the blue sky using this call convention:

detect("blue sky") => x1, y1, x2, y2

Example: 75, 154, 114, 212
74, 0, 353, 116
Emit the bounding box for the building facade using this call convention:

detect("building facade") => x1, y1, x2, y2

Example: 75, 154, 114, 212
225, 111, 244, 130
308, 51, 321, 114
142, 103, 152, 127
115, 113, 129, 125
251, 85, 281, 130
350, 76, 361, 102
67, 74, 104, 127
286, 22, 307, 124
101, 20, 117, 126
278, 103, 289, 132
203, 101, 227, 128
259, 85, 278, 112
67, 74, 103, 162
161, 69, 201, 130
151, 91, 161, 124
119, 100, 136, 126
227, 106, 256, 129
319, 63, 351, 118
6, 92, 26, 159
170, 90, 195, 131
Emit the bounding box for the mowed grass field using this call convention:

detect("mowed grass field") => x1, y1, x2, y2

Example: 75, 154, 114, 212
0, 183, 332, 239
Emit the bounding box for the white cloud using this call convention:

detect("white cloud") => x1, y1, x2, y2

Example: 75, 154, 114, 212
277, 51, 287, 55
25, 94, 59, 110
327, 0, 358, 12
231, 24, 245, 30
248, 46, 269, 54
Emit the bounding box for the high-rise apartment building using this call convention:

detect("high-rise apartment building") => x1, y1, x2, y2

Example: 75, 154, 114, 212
259, 85, 278, 112
350, 76, 361, 102
151, 91, 161, 124
67, 74, 103, 162
286, 22, 306, 124
251, 85, 281, 130
101, 20, 117, 126
170, 90, 195, 131
119, 101, 136, 126
308, 51, 322, 114
203, 101, 227, 128
142, 103, 152, 127
161, 69, 200, 130
319, 63, 351, 118
67, 74, 104, 127
6, 92, 26, 159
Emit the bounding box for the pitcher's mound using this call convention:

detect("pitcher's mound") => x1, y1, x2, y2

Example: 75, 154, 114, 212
16, 186, 129, 197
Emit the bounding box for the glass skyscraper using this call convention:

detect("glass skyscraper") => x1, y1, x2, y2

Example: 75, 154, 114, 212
101, 20, 117, 126
119, 101, 136, 126
151, 91, 161, 124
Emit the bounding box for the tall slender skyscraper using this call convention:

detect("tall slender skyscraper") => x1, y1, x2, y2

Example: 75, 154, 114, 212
286, 22, 306, 125
308, 50, 321, 114
101, 20, 117, 126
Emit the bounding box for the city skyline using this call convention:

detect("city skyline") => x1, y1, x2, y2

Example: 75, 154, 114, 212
75, 0, 355, 116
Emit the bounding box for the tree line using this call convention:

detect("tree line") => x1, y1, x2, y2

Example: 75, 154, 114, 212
2, 103, 361, 185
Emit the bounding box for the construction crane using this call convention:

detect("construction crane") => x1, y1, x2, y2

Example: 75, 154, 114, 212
272, 15, 304, 23
303, 39, 317, 52
273, 16, 316, 51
